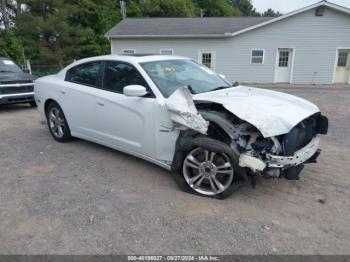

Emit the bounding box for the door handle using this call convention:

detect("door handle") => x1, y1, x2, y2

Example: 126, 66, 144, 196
60, 89, 66, 95
97, 101, 105, 106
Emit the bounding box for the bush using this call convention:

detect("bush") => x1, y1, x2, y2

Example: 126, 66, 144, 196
0, 31, 24, 64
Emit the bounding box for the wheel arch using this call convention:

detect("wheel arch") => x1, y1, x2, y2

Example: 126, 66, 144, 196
171, 111, 247, 177
44, 98, 57, 115
44, 99, 71, 128
170, 131, 246, 199
170, 120, 238, 173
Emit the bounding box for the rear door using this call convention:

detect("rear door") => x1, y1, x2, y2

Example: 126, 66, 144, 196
62, 61, 102, 137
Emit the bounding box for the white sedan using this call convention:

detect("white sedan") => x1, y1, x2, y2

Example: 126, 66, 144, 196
34, 55, 328, 199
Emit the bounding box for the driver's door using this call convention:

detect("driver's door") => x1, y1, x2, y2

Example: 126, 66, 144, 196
95, 61, 156, 157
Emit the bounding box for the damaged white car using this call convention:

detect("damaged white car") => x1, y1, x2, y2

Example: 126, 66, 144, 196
34, 55, 328, 199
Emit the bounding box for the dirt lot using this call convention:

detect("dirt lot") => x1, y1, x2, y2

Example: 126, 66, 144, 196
0, 88, 349, 255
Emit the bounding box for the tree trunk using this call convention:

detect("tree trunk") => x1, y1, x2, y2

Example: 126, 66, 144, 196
0, 0, 10, 30
16, 0, 21, 15
15, 0, 21, 27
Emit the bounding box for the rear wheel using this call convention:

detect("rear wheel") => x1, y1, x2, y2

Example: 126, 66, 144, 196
46, 102, 72, 142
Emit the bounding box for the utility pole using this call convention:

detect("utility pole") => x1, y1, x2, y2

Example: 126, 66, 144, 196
120, 0, 126, 19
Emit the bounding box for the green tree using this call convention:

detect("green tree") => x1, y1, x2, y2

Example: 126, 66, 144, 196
193, 0, 240, 17
142, 0, 196, 17
17, 0, 94, 65
126, 0, 143, 17
70, 0, 122, 58
1, 0, 283, 69
228, 0, 260, 16
262, 8, 282, 17
0, 30, 23, 63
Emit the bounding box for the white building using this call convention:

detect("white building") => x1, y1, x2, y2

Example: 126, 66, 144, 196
106, 1, 350, 85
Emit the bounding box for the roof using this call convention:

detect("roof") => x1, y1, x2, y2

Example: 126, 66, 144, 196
57, 55, 190, 75
105, 17, 273, 38
106, 1, 350, 39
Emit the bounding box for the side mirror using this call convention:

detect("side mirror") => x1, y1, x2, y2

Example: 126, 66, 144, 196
123, 85, 148, 97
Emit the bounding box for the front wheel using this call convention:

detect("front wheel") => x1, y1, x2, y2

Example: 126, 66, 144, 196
173, 137, 242, 199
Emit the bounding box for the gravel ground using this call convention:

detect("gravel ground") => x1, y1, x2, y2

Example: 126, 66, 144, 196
0, 88, 349, 255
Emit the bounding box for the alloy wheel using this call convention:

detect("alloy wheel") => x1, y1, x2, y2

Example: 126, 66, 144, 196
48, 107, 66, 138
183, 147, 234, 196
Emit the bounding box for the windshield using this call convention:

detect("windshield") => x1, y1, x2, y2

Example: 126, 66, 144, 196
140, 59, 231, 98
0, 59, 22, 73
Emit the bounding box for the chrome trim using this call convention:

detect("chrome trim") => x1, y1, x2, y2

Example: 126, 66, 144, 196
0, 92, 34, 99
0, 83, 34, 88
267, 135, 320, 168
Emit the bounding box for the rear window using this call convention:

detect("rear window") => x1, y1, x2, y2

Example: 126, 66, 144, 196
65, 62, 101, 87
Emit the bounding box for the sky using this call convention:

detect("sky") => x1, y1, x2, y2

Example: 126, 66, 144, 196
252, 0, 350, 13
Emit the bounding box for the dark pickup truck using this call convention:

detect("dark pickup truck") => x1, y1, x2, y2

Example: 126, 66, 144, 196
0, 57, 37, 106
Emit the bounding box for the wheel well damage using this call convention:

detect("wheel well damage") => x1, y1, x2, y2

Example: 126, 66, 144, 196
166, 86, 326, 185
171, 131, 247, 186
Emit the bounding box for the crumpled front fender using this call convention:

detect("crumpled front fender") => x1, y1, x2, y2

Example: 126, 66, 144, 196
165, 86, 209, 135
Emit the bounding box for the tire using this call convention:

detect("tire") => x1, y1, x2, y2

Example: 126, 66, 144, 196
29, 101, 37, 107
172, 136, 243, 199
45, 101, 72, 142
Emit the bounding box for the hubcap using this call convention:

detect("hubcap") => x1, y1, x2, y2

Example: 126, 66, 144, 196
48, 107, 65, 138
183, 148, 234, 196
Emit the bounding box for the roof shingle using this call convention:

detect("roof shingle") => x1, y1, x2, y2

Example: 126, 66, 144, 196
105, 17, 274, 37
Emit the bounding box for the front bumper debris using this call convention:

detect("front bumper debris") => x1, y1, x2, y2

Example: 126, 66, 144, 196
267, 135, 320, 168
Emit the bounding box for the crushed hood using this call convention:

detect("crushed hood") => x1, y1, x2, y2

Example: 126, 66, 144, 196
193, 86, 320, 137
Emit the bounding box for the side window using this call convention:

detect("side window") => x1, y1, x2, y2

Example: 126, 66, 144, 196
103, 61, 148, 94
66, 62, 100, 87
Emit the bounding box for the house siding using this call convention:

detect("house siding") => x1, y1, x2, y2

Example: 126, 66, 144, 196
110, 7, 350, 84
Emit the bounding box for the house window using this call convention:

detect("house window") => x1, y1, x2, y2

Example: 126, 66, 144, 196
338, 52, 348, 67
160, 49, 173, 55
199, 51, 215, 70
251, 50, 264, 64
123, 49, 135, 55
278, 51, 290, 67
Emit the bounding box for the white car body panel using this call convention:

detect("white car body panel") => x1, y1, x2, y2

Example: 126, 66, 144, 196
59, 80, 100, 137
94, 89, 154, 154
34, 55, 322, 172
34, 56, 186, 170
